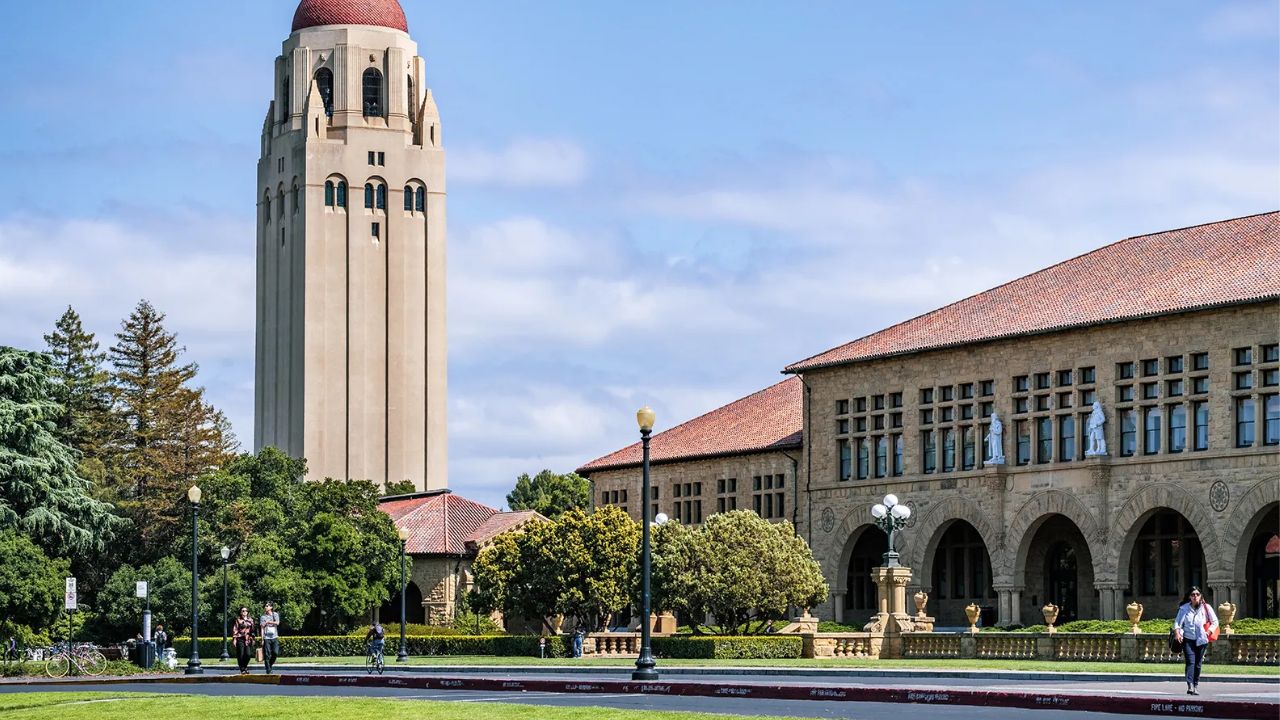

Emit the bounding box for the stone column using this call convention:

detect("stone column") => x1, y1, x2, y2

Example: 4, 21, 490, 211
994, 585, 1014, 626
871, 565, 922, 659
1094, 582, 1122, 620
833, 592, 846, 624
1010, 588, 1023, 625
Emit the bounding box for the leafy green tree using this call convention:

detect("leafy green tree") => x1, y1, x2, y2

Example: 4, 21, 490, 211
95, 556, 211, 639
43, 307, 119, 479
469, 506, 636, 632
651, 510, 828, 634
108, 300, 235, 561
506, 469, 590, 517
0, 531, 70, 639
383, 479, 417, 496
0, 347, 123, 557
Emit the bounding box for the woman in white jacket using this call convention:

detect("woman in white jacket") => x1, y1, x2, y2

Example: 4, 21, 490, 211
1173, 586, 1218, 695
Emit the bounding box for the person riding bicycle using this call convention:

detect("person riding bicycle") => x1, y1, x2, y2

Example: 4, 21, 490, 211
365, 621, 386, 663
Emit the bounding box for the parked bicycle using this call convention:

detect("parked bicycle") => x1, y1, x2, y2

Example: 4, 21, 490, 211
45, 642, 106, 678
365, 642, 385, 675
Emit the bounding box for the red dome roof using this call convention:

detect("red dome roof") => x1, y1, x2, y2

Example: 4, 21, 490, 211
292, 0, 408, 33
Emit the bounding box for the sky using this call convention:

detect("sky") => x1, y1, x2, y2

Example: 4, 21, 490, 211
0, 1, 1276, 510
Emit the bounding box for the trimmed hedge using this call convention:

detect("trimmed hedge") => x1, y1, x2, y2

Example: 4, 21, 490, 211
175, 635, 568, 659
652, 635, 802, 659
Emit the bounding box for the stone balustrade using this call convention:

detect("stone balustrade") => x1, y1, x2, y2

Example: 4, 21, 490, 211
807, 633, 875, 658
1053, 634, 1122, 661
974, 633, 1037, 660
585, 633, 639, 657
1225, 635, 1280, 665
901, 633, 962, 658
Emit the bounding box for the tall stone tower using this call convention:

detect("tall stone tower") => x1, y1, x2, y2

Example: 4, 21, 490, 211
255, 0, 447, 491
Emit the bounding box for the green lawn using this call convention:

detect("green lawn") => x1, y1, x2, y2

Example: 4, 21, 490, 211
0, 693, 802, 719
201, 655, 1280, 676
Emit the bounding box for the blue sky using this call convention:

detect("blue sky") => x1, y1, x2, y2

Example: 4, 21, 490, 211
1, 1, 1276, 508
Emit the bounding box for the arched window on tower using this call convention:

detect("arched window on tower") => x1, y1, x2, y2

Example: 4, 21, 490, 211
263, 193, 271, 223
314, 68, 334, 117
336, 181, 347, 208
375, 184, 386, 210
277, 190, 285, 218
407, 75, 415, 117
362, 69, 383, 117
325, 181, 335, 207
291, 184, 299, 213
403, 186, 413, 212
364, 183, 374, 209
415, 187, 425, 212
281, 76, 291, 121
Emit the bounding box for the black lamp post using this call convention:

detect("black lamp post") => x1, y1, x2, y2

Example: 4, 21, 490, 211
870, 494, 912, 567
396, 527, 410, 662
632, 405, 659, 681
185, 485, 203, 675
219, 545, 231, 661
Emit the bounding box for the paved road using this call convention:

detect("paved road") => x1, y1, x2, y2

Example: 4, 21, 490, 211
199, 665, 1280, 703
0, 681, 1188, 720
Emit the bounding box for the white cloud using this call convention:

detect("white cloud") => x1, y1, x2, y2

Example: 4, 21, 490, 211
450, 138, 589, 188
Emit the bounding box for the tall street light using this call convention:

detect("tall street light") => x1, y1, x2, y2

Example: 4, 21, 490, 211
633, 405, 659, 682
870, 494, 912, 567
396, 527, 410, 662
185, 485, 203, 675
219, 545, 231, 661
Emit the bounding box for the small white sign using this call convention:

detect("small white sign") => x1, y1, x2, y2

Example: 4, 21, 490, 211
64, 577, 77, 611
136, 581, 148, 599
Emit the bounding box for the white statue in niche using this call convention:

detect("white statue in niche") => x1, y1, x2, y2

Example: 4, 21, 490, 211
985, 412, 1005, 465
1086, 401, 1108, 456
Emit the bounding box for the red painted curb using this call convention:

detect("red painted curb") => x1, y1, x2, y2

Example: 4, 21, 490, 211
277, 673, 1270, 719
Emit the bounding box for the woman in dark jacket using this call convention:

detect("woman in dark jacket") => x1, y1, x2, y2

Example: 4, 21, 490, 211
231, 606, 256, 675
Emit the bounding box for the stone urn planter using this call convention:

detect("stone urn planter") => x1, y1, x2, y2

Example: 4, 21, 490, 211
964, 603, 981, 633
1042, 603, 1060, 634
1125, 602, 1143, 634
1218, 602, 1236, 635
914, 591, 929, 618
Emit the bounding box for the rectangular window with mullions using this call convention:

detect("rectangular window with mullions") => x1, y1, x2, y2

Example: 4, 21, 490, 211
1236, 397, 1255, 448
1120, 409, 1137, 456
1192, 401, 1209, 451
1016, 420, 1031, 465
1168, 404, 1187, 453
1059, 415, 1075, 461
1144, 407, 1161, 455
1036, 417, 1052, 464
1265, 394, 1280, 446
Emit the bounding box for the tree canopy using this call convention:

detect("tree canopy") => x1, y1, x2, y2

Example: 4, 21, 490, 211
652, 510, 828, 634
469, 506, 636, 631
0, 346, 123, 557
0, 531, 70, 640
505, 469, 590, 517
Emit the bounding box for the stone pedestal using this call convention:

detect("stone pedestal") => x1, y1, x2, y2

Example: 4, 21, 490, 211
651, 612, 677, 635
871, 565, 929, 658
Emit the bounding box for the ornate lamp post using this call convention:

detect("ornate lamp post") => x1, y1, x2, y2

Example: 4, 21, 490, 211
185, 485, 203, 675
219, 545, 231, 661
633, 405, 659, 682
870, 494, 911, 567
396, 527, 410, 662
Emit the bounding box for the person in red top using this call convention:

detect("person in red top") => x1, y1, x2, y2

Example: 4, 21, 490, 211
231, 607, 256, 675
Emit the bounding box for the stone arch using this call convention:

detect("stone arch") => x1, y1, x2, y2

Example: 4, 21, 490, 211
379, 577, 426, 625
1227, 477, 1280, 585
1007, 490, 1104, 584
1107, 483, 1223, 587
905, 495, 1005, 587
833, 520, 881, 595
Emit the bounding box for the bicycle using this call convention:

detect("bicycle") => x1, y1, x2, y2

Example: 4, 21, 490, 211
45, 643, 106, 678
365, 642, 385, 675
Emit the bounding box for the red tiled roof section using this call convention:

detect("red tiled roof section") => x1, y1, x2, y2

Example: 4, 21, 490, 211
578, 377, 803, 473
787, 213, 1280, 373
380, 492, 497, 555
292, 0, 408, 32
464, 510, 545, 549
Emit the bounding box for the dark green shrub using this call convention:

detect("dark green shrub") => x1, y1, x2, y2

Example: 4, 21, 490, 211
1232, 617, 1280, 635
651, 635, 802, 659
175, 634, 567, 658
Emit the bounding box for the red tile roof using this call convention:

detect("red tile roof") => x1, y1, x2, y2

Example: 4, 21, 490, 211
380, 491, 497, 555
578, 377, 803, 473
463, 510, 546, 551
293, 0, 408, 32
786, 213, 1280, 373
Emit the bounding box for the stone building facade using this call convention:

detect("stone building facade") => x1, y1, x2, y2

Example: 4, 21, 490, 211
255, 0, 448, 491
580, 213, 1280, 628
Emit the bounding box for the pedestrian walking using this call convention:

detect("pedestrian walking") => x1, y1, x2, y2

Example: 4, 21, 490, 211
152, 624, 167, 649
259, 602, 281, 674
572, 627, 584, 658
232, 606, 256, 675
1174, 586, 1218, 695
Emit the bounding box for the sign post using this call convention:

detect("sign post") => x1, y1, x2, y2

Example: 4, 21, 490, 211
64, 577, 77, 647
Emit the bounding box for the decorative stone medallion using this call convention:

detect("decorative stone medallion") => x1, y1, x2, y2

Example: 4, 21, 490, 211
1209, 481, 1229, 513
905, 500, 917, 528
820, 506, 836, 533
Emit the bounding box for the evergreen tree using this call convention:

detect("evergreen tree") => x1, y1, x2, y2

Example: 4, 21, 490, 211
0, 347, 122, 557
43, 306, 118, 484
506, 469, 591, 517
108, 300, 235, 560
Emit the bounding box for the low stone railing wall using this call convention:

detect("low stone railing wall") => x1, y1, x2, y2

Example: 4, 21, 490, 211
806, 633, 875, 658
888, 632, 1279, 665
585, 633, 640, 656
